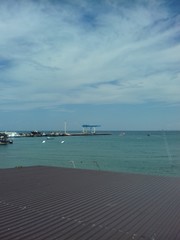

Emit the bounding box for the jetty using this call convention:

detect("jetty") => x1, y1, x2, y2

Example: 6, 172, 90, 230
2, 124, 111, 137
61, 124, 111, 136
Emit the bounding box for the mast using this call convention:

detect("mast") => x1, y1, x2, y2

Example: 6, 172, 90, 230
64, 121, 67, 134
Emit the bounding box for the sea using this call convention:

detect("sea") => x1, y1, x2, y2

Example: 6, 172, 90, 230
0, 131, 180, 177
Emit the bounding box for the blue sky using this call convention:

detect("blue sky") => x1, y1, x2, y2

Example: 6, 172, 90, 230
0, 0, 180, 131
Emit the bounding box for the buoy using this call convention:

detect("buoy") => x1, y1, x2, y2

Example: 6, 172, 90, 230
42, 140, 46, 143
61, 141, 64, 143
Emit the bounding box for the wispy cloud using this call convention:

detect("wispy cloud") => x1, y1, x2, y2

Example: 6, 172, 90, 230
0, 0, 179, 111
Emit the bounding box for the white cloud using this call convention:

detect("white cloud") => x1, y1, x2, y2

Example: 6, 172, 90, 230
0, 0, 179, 111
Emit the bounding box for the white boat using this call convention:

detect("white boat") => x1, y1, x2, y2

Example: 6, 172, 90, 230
5, 132, 21, 138
46, 137, 54, 140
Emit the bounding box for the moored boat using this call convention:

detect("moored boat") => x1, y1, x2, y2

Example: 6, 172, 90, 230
0, 133, 13, 145
5, 131, 21, 137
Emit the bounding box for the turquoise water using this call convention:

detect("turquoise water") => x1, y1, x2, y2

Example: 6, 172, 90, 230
0, 131, 180, 176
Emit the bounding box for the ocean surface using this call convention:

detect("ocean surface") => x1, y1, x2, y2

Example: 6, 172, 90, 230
0, 131, 180, 177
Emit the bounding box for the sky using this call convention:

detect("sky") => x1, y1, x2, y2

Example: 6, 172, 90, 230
0, 0, 180, 131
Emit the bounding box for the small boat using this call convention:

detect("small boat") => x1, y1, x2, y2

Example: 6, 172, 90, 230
0, 133, 13, 145
46, 137, 54, 140
119, 132, 126, 136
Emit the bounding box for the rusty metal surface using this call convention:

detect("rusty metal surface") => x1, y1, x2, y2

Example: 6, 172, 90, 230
0, 166, 180, 240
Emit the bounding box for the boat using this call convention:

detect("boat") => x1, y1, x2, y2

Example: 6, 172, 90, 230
5, 131, 21, 138
46, 137, 54, 140
0, 133, 13, 145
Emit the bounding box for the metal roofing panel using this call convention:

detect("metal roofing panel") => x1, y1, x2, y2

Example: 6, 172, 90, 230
0, 166, 180, 239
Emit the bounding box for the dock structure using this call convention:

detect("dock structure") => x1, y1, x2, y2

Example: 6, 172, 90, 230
0, 166, 180, 239
82, 124, 101, 134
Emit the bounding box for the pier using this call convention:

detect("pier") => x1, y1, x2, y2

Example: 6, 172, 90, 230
2, 124, 111, 138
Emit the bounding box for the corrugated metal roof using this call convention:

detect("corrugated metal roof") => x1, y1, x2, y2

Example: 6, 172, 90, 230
0, 166, 180, 240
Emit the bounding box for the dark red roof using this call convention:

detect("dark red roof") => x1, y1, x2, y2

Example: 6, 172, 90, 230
0, 166, 180, 239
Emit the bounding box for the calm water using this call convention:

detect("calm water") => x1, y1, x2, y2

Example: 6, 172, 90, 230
0, 131, 180, 176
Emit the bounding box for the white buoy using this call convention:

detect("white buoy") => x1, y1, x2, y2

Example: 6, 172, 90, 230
42, 140, 46, 143
61, 141, 64, 143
